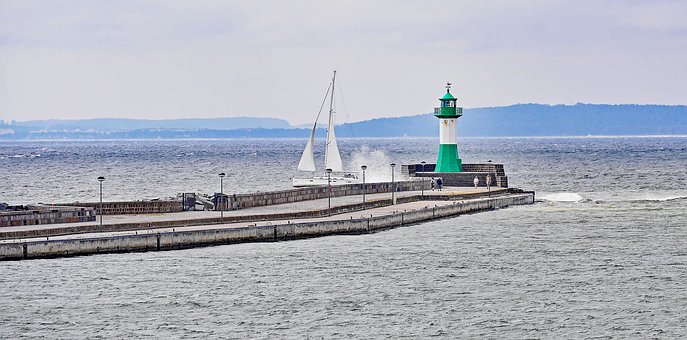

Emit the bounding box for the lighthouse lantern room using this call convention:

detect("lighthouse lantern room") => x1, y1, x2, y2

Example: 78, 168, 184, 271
433, 82, 463, 172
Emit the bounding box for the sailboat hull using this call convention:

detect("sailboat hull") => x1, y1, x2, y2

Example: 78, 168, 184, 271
292, 176, 361, 187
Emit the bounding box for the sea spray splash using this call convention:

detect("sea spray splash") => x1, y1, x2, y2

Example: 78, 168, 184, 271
348, 146, 393, 183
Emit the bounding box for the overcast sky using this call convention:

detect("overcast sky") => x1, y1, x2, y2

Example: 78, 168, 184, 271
1, 0, 686, 125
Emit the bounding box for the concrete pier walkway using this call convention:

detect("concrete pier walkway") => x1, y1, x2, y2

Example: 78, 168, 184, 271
1, 187, 506, 238
0, 187, 533, 260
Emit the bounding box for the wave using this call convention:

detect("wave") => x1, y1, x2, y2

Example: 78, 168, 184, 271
540, 192, 585, 202
628, 194, 687, 202
9, 153, 41, 158
540, 192, 687, 204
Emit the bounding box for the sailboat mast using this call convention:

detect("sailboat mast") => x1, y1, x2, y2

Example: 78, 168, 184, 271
322, 70, 343, 173
329, 70, 336, 115
324, 70, 336, 172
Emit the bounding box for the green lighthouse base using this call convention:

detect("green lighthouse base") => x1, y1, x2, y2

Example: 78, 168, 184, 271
435, 144, 462, 172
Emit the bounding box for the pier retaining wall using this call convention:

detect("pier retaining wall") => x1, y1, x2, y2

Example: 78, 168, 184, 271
61, 200, 184, 215
224, 180, 428, 210
0, 206, 95, 228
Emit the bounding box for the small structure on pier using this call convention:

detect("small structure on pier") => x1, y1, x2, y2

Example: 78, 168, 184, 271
402, 163, 509, 188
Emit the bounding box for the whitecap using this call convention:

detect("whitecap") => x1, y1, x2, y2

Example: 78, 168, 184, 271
629, 193, 687, 202
540, 192, 585, 202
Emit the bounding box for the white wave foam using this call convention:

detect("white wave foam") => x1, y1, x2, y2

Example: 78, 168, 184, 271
540, 192, 585, 202
9, 153, 41, 158
348, 146, 393, 183
630, 193, 687, 202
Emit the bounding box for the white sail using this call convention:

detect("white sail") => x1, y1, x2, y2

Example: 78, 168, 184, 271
324, 113, 343, 172
297, 125, 317, 172
293, 70, 351, 188
324, 70, 343, 172
297, 81, 331, 172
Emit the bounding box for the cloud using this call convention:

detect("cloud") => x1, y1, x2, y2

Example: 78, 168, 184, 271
1, 0, 685, 123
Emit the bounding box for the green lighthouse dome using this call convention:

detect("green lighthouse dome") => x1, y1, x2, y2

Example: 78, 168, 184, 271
434, 82, 462, 118
440, 91, 456, 101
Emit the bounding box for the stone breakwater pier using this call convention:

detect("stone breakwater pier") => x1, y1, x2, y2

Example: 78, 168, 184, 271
0, 183, 534, 261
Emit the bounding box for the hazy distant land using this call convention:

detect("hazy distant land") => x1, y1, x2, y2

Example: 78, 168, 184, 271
1, 104, 685, 140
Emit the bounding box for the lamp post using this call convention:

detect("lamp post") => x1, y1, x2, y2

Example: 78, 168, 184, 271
390, 163, 396, 205
218, 172, 225, 222
97, 176, 105, 227
420, 161, 426, 198
326, 168, 333, 216
361, 165, 367, 208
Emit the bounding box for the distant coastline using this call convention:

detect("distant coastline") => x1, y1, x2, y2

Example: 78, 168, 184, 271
2, 135, 687, 144
2, 103, 685, 140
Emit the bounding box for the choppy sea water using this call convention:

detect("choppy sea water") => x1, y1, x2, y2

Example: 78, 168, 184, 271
1, 137, 687, 338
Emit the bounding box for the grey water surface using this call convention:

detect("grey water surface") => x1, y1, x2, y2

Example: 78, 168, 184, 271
1, 137, 686, 338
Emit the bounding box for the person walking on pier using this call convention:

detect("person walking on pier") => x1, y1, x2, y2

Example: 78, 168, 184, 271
431, 178, 435, 191
437, 178, 443, 191
473, 176, 479, 189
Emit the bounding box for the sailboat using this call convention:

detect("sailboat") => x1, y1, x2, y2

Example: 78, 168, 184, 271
292, 70, 360, 187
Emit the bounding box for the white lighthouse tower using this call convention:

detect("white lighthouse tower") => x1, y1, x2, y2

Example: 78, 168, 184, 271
433, 82, 463, 172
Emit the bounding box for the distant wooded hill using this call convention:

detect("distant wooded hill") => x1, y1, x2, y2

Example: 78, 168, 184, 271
1, 104, 685, 139
335, 104, 687, 137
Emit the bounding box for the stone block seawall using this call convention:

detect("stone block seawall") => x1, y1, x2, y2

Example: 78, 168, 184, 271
55, 181, 429, 216
223, 180, 429, 210
403, 163, 508, 188
0, 192, 534, 260
0, 206, 95, 228
61, 200, 184, 215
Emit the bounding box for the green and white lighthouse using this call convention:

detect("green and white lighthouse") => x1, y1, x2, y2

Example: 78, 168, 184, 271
434, 82, 463, 172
